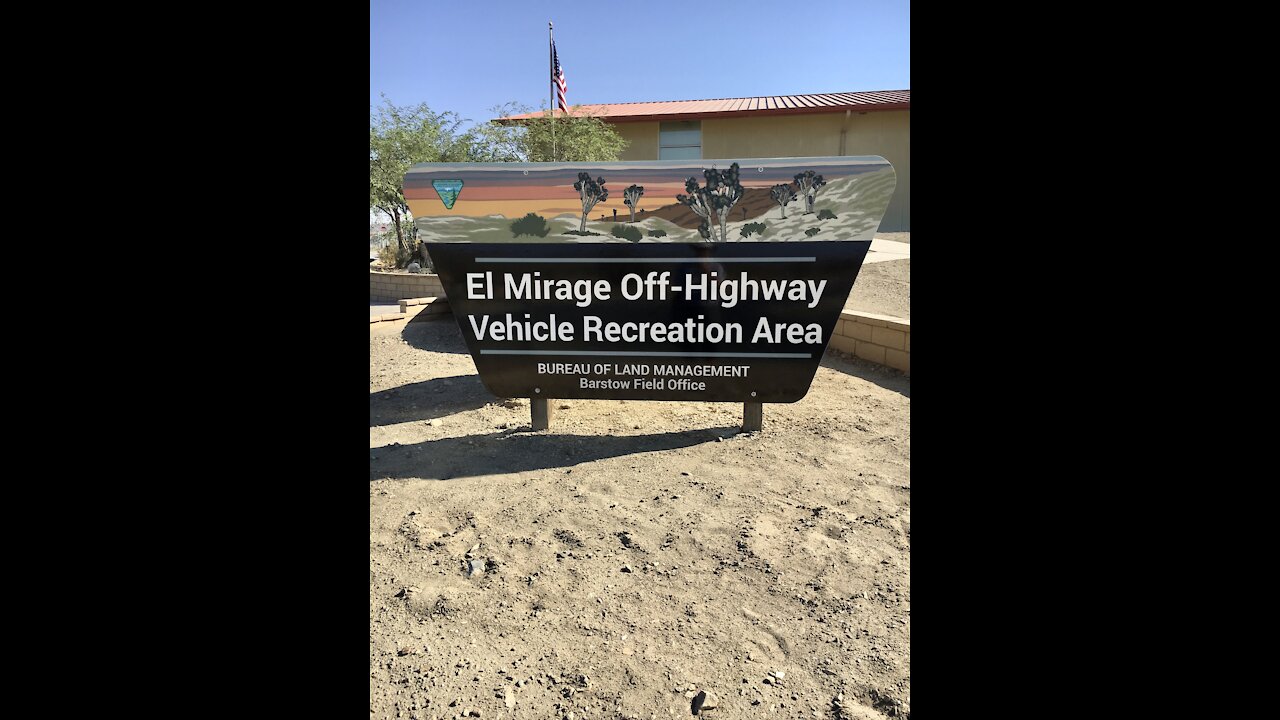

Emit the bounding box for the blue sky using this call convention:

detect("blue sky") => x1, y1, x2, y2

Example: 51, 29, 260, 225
370, 0, 910, 128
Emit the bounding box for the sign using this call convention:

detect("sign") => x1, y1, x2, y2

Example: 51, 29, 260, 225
404, 157, 895, 405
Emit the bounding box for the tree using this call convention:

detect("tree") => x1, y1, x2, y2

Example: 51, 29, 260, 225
623, 184, 645, 223
369, 96, 468, 264
475, 102, 629, 162
676, 163, 744, 242
794, 170, 827, 215
770, 183, 797, 218
573, 173, 609, 233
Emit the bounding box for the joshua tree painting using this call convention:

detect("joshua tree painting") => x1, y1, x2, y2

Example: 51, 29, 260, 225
573, 172, 609, 232
794, 170, 827, 215
676, 163, 744, 242
623, 184, 644, 223
770, 183, 797, 218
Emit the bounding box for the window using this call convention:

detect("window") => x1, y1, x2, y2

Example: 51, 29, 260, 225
659, 121, 701, 160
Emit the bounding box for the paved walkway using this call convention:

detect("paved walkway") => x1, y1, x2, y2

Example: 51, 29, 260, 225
864, 239, 910, 264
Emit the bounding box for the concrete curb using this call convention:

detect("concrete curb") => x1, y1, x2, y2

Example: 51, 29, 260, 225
369, 297, 452, 324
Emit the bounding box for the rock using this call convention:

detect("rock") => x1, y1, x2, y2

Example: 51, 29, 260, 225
407, 262, 421, 273
621, 565, 633, 573
770, 670, 785, 680
468, 560, 485, 577
692, 690, 719, 714
681, 472, 690, 476
559, 403, 572, 410
427, 419, 440, 427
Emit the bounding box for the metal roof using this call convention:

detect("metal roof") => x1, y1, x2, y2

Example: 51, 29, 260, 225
497, 90, 909, 123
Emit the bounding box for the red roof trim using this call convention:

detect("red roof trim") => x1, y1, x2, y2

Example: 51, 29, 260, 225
495, 90, 909, 124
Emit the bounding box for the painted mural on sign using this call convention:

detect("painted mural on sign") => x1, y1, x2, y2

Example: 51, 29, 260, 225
404, 156, 894, 243
404, 156, 895, 409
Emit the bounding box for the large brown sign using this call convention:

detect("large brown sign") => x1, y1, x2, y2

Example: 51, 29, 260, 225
404, 156, 894, 420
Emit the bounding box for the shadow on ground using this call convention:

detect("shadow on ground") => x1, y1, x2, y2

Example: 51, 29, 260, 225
370, 374, 492, 428
819, 352, 910, 398
400, 315, 469, 355
369, 427, 733, 481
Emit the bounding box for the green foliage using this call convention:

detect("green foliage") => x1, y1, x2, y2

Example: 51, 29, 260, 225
376, 243, 397, 268
377, 241, 412, 268
611, 224, 642, 242
370, 95, 470, 257
372, 224, 421, 268
477, 102, 629, 162
510, 213, 550, 238
739, 222, 767, 239
563, 229, 602, 236
647, 229, 667, 238
817, 209, 837, 220
805, 227, 821, 237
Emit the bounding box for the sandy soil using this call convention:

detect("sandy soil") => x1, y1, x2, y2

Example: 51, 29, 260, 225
370, 318, 911, 719
845, 260, 909, 320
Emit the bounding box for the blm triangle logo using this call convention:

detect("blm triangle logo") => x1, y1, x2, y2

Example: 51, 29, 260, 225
431, 179, 464, 209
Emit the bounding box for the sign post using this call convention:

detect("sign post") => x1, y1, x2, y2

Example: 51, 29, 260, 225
403, 157, 895, 432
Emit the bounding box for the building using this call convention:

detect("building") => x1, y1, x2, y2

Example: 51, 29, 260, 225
500, 90, 909, 232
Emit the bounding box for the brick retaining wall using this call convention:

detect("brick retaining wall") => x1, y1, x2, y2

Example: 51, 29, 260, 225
370, 270, 445, 302
827, 311, 910, 375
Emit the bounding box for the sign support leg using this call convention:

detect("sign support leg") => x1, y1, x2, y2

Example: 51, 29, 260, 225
532, 397, 554, 430
743, 402, 763, 432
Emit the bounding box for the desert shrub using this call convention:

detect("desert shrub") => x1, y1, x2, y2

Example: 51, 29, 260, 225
510, 212, 550, 238
564, 229, 602, 236
378, 242, 413, 268
611, 224, 642, 242
739, 222, 767, 239
804, 227, 821, 237
647, 229, 667, 238
816, 209, 837, 220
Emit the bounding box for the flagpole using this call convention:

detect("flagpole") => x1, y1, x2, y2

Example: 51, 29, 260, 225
549, 20, 556, 162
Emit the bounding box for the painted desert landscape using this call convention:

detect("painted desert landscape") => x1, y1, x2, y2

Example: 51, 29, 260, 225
404, 157, 896, 244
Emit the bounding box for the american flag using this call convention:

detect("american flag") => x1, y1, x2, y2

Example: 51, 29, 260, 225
552, 40, 567, 111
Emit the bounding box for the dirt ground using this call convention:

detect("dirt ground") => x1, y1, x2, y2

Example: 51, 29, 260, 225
370, 314, 911, 719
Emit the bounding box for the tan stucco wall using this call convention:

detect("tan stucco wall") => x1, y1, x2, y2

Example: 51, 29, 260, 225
615, 122, 659, 161
609, 111, 909, 231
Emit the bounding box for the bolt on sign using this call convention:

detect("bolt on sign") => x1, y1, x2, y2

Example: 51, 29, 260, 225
403, 157, 895, 428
